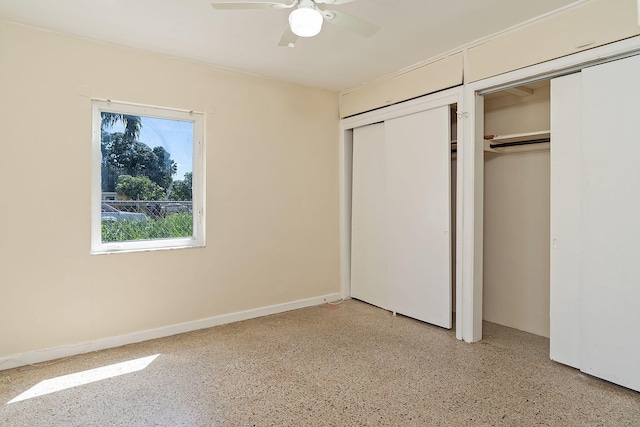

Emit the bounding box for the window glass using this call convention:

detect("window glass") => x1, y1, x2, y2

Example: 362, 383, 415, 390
92, 101, 204, 253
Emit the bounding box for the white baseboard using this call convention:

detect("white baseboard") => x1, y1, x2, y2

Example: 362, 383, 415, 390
0, 292, 343, 371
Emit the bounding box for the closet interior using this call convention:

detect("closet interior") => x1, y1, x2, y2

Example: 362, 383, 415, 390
482, 81, 551, 338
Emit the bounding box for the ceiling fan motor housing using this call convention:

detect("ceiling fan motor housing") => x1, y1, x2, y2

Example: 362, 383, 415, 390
289, 0, 324, 37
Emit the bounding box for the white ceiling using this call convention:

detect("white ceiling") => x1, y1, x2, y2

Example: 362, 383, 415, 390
0, 0, 580, 91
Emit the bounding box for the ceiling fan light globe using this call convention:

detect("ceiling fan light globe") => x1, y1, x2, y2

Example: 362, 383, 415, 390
289, 8, 323, 37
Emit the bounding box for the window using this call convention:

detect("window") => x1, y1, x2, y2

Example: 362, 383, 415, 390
91, 100, 204, 253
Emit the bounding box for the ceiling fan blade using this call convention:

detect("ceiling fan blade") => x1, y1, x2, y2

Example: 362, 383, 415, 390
211, 1, 293, 10
278, 24, 299, 47
314, 0, 356, 4
321, 9, 379, 37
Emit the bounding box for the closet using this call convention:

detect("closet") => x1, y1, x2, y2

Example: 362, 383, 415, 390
479, 53, 640, 392
482, 81, 551, 338
350, 99, 457, 329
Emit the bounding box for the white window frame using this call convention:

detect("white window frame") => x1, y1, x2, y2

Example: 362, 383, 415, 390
91, 99, 205, 254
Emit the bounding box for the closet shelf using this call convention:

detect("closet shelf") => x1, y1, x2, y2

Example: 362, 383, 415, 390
484, 130, 550, 154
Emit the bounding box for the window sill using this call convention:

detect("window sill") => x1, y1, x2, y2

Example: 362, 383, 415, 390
91, 238, 205, 255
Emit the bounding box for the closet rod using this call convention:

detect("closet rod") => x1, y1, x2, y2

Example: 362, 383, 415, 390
489, 138, 550, 149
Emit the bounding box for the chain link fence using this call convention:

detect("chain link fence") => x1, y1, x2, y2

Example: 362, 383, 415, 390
101, 201, 193, 242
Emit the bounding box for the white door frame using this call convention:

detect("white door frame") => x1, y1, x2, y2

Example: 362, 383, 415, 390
339, 87, 464, 339
462, 35, 640, 343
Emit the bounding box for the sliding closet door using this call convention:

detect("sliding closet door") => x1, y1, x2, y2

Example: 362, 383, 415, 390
351, 123, 389, 310
580, 55, 640, 392
385, 107, 452, 328
550, 73, 582, 369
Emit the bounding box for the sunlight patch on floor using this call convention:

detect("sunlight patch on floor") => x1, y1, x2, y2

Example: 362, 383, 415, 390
7, 354, 159, 404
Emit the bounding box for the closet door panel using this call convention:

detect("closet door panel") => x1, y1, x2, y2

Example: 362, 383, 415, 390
580, 55, 640, 392
549, 73, 582, 369
351, 123, 389, 310
385, 107, 452, 328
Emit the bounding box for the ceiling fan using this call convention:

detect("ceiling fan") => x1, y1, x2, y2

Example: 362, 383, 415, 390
211, 0, 380, 47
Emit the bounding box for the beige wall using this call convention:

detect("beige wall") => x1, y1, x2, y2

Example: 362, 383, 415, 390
483, 90, 551, 337
0, 22, 340, 359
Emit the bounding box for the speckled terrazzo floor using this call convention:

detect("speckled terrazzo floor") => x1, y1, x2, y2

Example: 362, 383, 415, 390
1, 300, 639, 426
